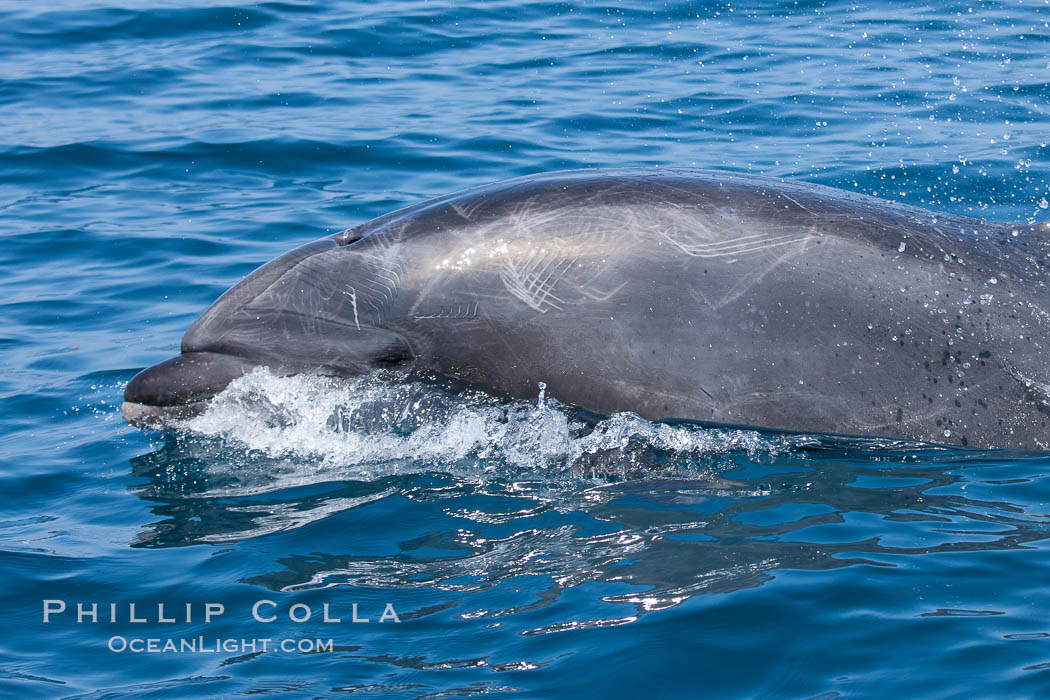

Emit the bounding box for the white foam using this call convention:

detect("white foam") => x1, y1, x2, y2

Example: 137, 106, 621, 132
179, 368, 799, 482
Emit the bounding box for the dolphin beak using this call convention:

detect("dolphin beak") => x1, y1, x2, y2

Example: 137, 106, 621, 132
122, 352, 256, 428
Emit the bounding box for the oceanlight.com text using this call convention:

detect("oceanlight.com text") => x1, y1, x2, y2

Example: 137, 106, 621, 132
107, 636, 335, 654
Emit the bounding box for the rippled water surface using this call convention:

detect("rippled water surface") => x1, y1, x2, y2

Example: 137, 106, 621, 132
5, 1, 1050, 697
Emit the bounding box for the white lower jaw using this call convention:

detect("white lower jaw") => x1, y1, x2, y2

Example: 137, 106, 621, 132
121, 400, 210, 430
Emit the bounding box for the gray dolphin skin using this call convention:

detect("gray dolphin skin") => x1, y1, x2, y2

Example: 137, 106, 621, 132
123, 169, 1050, 449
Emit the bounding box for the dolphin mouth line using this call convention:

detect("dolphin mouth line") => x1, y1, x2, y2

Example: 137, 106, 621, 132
122, 351, 261, 427
121, 399, 211, 429
121, 347, 379, 430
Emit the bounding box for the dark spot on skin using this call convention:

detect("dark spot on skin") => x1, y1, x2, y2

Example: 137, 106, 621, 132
896, 408, 903, 422
961, 436, 968, 446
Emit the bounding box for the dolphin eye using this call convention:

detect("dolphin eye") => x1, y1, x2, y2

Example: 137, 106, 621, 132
372, 347, 413, 368
351, 328, 415, 369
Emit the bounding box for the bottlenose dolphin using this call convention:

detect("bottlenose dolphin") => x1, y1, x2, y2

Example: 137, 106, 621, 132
123, 169, 1050, 449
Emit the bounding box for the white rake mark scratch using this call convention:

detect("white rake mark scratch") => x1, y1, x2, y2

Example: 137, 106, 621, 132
575, 282, 626, 302
662, 230, 809, 258
345, 287, 361, 330
357, 278, 393, 304
450, 198, 488, 221
1006, 362, 1050, 409
374, 264, 402, 289
778, 191, 814, 215
413, 301, 481, 321
500, 247, 575, 313
356, 262, 406, 325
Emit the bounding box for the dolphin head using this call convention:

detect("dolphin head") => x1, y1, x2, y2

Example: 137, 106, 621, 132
122, 236, 416, 428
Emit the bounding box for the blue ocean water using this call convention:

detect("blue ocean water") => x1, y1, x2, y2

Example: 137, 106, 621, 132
4, 0, 1050, 696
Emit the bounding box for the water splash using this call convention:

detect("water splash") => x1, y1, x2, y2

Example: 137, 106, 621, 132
178, 368, 801, 483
